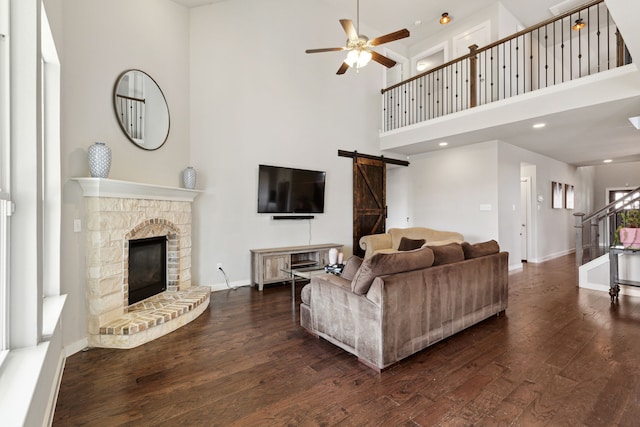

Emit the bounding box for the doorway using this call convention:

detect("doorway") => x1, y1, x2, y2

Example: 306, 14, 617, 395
411, 42, 448, 77
520, 176, 532, 262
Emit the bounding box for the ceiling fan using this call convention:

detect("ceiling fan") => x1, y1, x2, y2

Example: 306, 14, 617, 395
305, 0, 410, 75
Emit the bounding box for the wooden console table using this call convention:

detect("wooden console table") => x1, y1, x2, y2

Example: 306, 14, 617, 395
250, 243, 342, 291
609, 245, 640, 302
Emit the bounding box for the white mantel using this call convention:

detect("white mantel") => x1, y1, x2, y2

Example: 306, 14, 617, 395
72, 177, 201, 202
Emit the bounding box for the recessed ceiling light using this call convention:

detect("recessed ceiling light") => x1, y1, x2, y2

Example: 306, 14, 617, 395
603, 159, 613, 163
439, 142, 448, 147
414, 20, 422, 26
532, 123, 546, 129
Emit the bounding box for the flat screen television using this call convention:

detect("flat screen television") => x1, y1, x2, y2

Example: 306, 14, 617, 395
257, 164, 326, 214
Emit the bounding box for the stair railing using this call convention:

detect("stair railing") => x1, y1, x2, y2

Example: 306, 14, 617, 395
574, 185, 640, 265
381, 0, 632, 132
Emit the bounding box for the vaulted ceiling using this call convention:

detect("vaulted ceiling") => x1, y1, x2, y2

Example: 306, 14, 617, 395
171, 0, 640, 167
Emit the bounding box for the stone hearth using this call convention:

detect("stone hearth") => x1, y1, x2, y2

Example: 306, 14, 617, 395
74, 178, 208, 349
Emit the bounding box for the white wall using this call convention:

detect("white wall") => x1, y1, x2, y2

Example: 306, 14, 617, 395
401, 141, 500, 243
409, 4, 500, 61
189, 0, 387, 288
386, 165, 411, 228
497, 142, 579, 263
592, 161, 640, 207
386, 139, 581, 270
45, 0, 190, 350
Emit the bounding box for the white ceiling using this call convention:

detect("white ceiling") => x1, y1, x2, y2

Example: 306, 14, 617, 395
170, 0, 640, 167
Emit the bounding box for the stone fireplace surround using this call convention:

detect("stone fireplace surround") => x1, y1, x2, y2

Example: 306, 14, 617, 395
74, 178, 209, 349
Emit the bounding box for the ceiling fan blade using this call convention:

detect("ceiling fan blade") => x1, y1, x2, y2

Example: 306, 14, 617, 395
369, 28, 410, 46
336, 62, 350, 75
305, 47, 346, 54
339, 19, 359, 41
371, 51, 397, 68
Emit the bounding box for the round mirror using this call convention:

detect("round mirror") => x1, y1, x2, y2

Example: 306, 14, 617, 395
113, 69, 170, 150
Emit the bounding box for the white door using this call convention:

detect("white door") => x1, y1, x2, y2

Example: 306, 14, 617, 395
520, 177, 530, 261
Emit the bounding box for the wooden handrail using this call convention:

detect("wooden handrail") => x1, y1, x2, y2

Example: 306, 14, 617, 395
381, 0, 604, 94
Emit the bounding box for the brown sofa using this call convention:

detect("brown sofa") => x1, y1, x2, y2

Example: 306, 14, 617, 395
359, 227, 464, 258
300, 242, 509, 371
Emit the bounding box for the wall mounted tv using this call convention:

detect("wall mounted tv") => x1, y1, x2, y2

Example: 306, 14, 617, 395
257, 164, 326, 214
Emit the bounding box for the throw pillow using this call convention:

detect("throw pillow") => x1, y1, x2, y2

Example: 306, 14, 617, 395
351, 246, 435, 295
341, 255, 363, 281
428, 242, 465, 266
397, 237, 426, 251
461, 240, 500, 259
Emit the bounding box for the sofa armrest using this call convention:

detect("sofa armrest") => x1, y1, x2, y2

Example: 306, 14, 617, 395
359, 233, 392, 258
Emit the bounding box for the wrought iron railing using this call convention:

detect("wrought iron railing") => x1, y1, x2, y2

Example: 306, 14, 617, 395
574, 186, 640, 266
381, 0, 632, 132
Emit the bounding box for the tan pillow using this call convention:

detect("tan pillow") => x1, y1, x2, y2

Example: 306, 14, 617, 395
428, 243, 465, 266
461, 240, 500, 259
398, 237, 426, 251
341, 255, 363, 281
351, 246, 435, 295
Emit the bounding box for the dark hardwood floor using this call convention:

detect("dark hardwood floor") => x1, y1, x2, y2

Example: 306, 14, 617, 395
53, 254, 640, 426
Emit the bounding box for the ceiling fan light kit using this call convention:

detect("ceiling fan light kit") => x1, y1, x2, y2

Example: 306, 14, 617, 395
305, 0, 409, 75
345, 49, 372, 68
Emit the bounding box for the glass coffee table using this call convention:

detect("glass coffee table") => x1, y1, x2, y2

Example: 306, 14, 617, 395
282, 265, 329, 306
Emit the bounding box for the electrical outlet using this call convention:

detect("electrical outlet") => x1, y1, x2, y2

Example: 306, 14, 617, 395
73, 219, 82, 233
217, 263, 223, 270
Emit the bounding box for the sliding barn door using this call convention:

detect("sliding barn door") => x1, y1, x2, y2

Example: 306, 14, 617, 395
353, 156, 386, 257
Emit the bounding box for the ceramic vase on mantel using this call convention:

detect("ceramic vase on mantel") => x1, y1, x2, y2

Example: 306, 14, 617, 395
182, 166, 197, 189
88, 141, 111, 178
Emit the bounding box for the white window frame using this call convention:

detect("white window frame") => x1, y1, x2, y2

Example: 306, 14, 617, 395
0, 0, 10, 362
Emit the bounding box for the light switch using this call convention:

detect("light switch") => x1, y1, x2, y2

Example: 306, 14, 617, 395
73, 219, 82, 232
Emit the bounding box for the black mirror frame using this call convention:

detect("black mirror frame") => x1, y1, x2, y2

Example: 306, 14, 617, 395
113, 69, 170, 151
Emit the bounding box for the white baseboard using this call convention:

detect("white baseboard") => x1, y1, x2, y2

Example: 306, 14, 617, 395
65, 338, 88, 357
580, 281, 640, 298
509, 263, 523, 272
526, 248, 575, 264
209, 280, 252, 293
44, 350, 66, 427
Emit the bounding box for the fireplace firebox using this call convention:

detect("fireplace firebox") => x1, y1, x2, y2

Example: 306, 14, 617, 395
128, 236, 167, 305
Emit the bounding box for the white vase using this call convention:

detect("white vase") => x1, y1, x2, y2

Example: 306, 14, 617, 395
329, 248, 338, 265
88, 142, 111, 178
182, 166, 196, 189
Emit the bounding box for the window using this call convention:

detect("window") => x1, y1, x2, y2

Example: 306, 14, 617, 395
0, 0, 10, 360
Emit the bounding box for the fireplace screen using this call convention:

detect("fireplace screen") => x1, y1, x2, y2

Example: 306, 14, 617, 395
128, 236, 167, 305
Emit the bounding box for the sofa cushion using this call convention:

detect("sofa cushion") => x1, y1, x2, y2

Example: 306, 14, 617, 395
351, 246, 435, 295
341, 255, 363, 281
428, 242, 465, 266
461, 240, 500, 259
301, 283, 311, 305
397, 237, 426, 251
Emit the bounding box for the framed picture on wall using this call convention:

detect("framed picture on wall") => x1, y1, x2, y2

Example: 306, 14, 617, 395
565, 184, 575, 209
552, 181, 563, 209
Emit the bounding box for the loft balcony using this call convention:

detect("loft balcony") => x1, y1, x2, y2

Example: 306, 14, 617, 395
379, 0, 639, 161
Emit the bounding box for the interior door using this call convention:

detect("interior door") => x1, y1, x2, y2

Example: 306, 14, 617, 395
353, 156, 386, 257
520, 177, 530, 262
